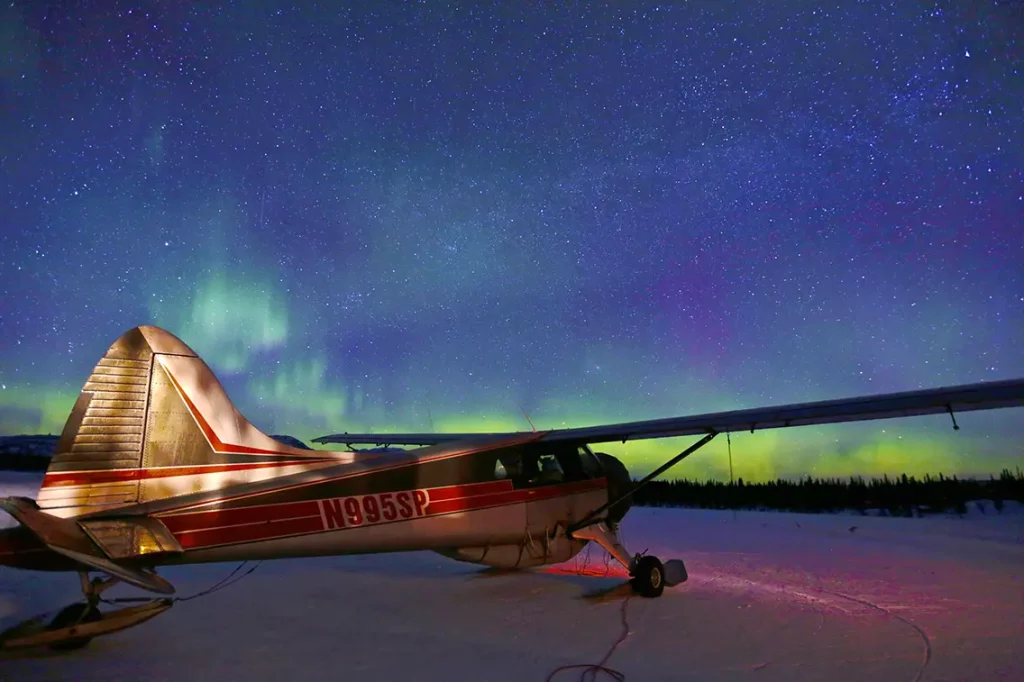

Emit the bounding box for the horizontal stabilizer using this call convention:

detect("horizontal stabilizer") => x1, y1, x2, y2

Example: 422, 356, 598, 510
0, 497, 177, 595
47, 545, 176, 595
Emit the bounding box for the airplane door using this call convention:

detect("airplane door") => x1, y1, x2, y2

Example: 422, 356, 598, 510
522, 446, 596, 536
488, 450, 528, 544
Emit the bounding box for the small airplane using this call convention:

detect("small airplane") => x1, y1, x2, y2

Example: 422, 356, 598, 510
1, 325, 1022, 651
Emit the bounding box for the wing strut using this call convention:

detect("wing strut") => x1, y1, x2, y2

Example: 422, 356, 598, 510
569, 431, 719, 533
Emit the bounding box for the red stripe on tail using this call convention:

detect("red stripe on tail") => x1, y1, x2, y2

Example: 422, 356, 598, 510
41, 459, 337, 488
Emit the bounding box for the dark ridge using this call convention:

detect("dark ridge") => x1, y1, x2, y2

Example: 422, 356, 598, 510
0, 434, 60, 454
0, 433, 314, 471
270, 434, 314, 450
0, 435, 59, 470
631, 470, 1024, 516
1, 434, 1021, 516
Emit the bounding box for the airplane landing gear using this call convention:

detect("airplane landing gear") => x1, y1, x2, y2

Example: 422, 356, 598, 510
44, 601, 103, 651
569, 521, 687, 598
630, 555, 665, 598
0, 571, 173, 652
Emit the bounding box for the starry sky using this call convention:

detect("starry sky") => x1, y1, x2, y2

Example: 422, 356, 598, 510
1, 1, 1022, 482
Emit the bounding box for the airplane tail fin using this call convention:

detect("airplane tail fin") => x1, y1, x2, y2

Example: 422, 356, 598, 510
35, 326, 338, 518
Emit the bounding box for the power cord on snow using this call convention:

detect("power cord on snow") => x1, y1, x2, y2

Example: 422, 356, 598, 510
174, 560, 263, 602
545, 531, 638, 682
169, 556, 635, 682
568, 540, 614, 577
97, 547, 639, 682
544, 593, 631, 682
99, 560, 263, 606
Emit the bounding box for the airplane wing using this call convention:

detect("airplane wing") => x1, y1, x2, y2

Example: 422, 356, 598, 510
313, 377, 1024, 447
312, 432, 492, 446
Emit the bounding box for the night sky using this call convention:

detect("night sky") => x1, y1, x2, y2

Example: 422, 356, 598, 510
1, 2, 1022, 481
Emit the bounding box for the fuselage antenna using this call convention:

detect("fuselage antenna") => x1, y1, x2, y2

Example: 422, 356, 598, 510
519, 405, 537, 432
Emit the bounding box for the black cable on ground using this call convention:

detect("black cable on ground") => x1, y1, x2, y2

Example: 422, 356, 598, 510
544, 539, 635, 682
174, 561, 262, 602
100, 560, 263, 606
100, 548, 636, 682
544, 593, 631, 682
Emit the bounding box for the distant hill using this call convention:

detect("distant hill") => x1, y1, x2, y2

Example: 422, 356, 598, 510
0, 433, 314, 471
3, 434, 1019, 517
0, 435, 58, 471
0, 434, 60, 456
270, 434, 313, 450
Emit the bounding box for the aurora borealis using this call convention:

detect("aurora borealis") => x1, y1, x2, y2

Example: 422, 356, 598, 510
1, 2, 1021, 481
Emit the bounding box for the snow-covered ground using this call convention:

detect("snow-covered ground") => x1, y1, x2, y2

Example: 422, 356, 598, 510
2, 473, 1022, 681
0, 472, 43, 529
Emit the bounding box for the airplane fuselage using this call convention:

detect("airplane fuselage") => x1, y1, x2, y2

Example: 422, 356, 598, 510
1, 440, 626, 573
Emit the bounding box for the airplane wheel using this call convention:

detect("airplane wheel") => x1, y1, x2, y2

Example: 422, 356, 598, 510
630, 555, 665, 598
46, 602, 101, 651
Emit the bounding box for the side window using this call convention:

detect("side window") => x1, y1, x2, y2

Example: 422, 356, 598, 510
554, 445, 586, 482
508, 445, 596, 487
533, 453, 564, 484
495, 451, 523, 482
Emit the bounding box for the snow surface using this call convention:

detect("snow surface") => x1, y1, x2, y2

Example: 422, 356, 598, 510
2, 473, 1022, 681
0, 473, 43, 530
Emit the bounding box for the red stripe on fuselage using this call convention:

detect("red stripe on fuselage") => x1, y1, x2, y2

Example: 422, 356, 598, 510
160, 499, 323, 534
402, 479, 512, 502
40, 460, 337, 488
161, 478, 606, 550
159, 480, 515, 534
427, 479, 602, 515
174, 515, 324, 550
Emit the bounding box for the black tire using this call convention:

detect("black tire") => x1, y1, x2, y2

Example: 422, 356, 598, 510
47, 602, 102, 651
630, 555, 665, 598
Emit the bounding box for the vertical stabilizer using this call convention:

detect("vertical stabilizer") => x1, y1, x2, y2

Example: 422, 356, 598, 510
35, 326, 340, 518
40, 328, 157, 511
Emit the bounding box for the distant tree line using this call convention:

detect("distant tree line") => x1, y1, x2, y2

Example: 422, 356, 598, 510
0, 435, 58, 472
631, 469, 1024, 516
0, 434, 309, 472
0, 452, 51, 472
2, 434, 1021, 516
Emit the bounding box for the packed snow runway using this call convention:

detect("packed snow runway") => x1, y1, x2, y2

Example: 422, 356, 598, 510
2, 473, 1021, 682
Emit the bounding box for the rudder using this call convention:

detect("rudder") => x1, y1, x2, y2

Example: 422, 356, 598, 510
35, 326, 338, 518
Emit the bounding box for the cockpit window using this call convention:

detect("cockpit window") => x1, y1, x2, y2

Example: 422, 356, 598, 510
532, 453, 564, 484
495, 452, 522, 481
495, 444, 596, 487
